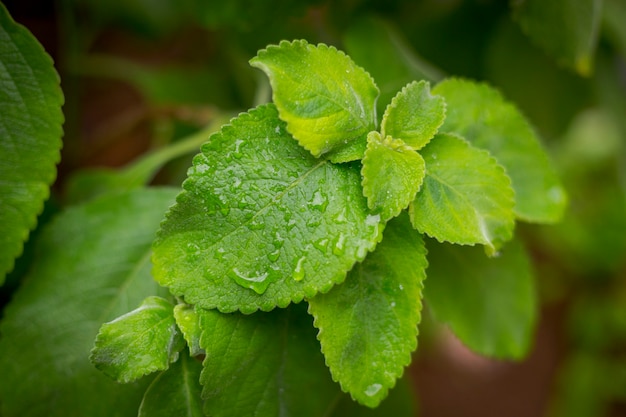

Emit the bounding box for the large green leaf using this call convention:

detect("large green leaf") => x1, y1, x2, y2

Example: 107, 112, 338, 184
138, 353, 204, 417
198, 303, 340, 417
0, 188, 178, 417
308, 214, 427, 408
91, 296, 185, 383
410, 133, 515, 255
153, 104, 383, 313
433, 78, 567, 223
0, 3, 64, 284
250, 40, 379, 161
424, 238, 536, 359
512, 0, 602, 75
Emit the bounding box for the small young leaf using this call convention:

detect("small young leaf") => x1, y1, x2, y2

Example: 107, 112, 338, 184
410, 133, 515, 254
0, 188, 178, 417
153, 104, 383, 313
381, 80, 446, 150
91, 296, 184, 383
308, 214, 427, 408
424, 238, 537, 359
432, 78, 567, 223
361, 132, 425, 221
197, 304, 340, 417
138, 353, 204, 417
173, 304, 203, 356
250, 40, 379, 161
0, 3, 64, 283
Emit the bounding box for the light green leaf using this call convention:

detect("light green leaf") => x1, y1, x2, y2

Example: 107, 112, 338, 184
308, 214, 427, 408
0, 188, 178, 417
432, 78, 567, 223
361, 131, 425, 221
153, 104, 384, 314
138, 353, 204, 417
249, 40, 379, 161
410, 133, 515, 254
91, 296, 184, 383
424, 238, 537, 359
198, 304, 340, 417
173, 304, 203, 356
381, 80, 446, 150
512, 0, 602, 75
0, 3, 64, 284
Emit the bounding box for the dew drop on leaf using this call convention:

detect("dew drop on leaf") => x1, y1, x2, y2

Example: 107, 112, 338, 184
333, 233, 346, 255
312, 238, 329, 254
293, 256, 306, 281
364, 383, 382, 397
230, 268, 271, 294
267, 250, 280, 262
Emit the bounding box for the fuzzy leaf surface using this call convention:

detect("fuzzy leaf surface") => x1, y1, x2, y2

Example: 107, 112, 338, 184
361, 132, 425, 221
424, 238, 537, 359
381, 80, 446, 150
433, 78, 567, 223
91, 296, 184, 383
308, 214, 427, 408
250, 40, 379, 161
0, 188, 178, 417
198, 304, 340, 417
0, 4, 64, 283
153, 104, 383, 313
138, 353, 203, 417
173, 304, 203, 356
410, 133, 515, 254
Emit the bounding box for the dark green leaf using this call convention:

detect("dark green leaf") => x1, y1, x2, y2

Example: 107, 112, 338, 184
0, 3, 64, 283
0, 188, 178, 417
308, 214, 427, 408
198, 304, 340, 417
424, 238, 536, 359
153, 104, 383, 313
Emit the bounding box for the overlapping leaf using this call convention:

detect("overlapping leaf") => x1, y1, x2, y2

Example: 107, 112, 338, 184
0, 3, 64, 283
0, 188, 178, 417
433, 78, 567, 223
250, 40, 379, 162
152, 104, 383, 313
410, 133, 515, 254
424, 238, 536, 359
308, 214, 427, 408
91, 296, 184, 383
173, 304, 203, 356
197, 303, 340, 417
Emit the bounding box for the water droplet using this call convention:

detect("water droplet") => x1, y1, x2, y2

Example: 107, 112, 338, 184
215, 247, 225, 260
267, 250, 280, 262
365, 214, 381, 227
293, 256, 306, 281
306, 217, 322, 228
399, 284, 404, 291
356, 241, 371, 259
273, 232, 285, 249
333, 234, 346, 255
232, 139, 244, 159
230, 268, 270, 294
334, 207, 347, 224
313, 238, 329, 253
232, 178, 242, 189
390, 302, 396, 308
364, 383, 382, 397
309, 190, 328, 212
286, 219, 297, 231
248, 220, 264, 230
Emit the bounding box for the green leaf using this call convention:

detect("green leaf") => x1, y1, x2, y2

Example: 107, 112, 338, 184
0, 3, 64, 284
173, 304, 203, 356
380, 80, 446, 150
308, 214, 427, 408
153, 104, 384, 313
198, 303, 340, 417
424, 238, 537, 359
0, 188, 178, 417
91, 296, 184, 383
138, 353, 204, 417
512, 0, 602, 75
432, 78, 567, 223
410, 133, 515, 254
249, 40, 379, 161
361, 132, 425, 221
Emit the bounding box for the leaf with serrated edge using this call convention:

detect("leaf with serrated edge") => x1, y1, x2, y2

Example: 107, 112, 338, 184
308, 214, 426, 408
138, 353, 203, 417
91, 296, 184, 383
0, 4, 64, 283
433, 78, 567, 223
381, 80, 446, 150
173, 304, 203, 356
410, 133, 515, 255
250, 40, 379, 161
361, 131, 425, 221
198, 303, 340, 417
152, 104, 384, 314
424, 238, 536, 359
0, 188, 178, 417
